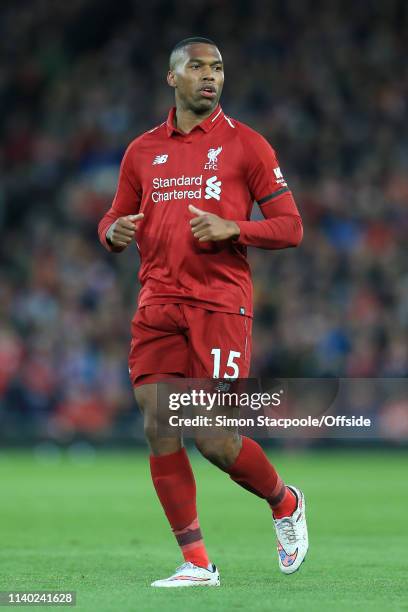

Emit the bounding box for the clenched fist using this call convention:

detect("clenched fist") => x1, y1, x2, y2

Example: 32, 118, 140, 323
106, 214, 144, 250
189, 205, 240, 242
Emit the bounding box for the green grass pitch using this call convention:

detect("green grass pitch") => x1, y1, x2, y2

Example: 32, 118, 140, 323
1, 449, 407, 611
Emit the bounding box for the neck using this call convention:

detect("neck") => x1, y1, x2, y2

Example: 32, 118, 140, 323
174, 104, 216, 134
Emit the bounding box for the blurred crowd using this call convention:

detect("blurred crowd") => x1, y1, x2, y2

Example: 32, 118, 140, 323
0, 0, 407, 440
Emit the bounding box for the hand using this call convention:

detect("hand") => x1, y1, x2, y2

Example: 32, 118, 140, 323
189, 205, 240, 242
106, 213, 144, 249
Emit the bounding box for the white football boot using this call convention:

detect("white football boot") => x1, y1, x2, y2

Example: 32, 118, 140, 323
151, 561, 220, 587
273, 485, 308, 574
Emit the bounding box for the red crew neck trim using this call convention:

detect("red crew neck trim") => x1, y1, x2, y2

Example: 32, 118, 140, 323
166, 105, 224, 137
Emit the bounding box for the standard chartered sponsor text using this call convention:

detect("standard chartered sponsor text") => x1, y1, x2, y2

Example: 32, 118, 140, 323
152, 174, 202, 203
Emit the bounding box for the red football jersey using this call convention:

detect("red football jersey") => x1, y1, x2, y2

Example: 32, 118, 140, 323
98, 105, 302, 317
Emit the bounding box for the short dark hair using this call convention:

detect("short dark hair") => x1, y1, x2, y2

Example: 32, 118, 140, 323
169, 37, 218, 69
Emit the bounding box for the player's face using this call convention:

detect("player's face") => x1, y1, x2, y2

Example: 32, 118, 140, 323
168, 44, 224, 114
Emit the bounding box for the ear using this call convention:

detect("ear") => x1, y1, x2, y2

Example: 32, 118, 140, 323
167, 70, 176, 88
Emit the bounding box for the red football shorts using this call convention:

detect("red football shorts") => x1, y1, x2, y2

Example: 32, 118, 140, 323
128, 304, 252, 387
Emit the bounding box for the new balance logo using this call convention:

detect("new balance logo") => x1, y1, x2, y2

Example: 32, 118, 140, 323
205, 175, 222, 200
214, 381, 231, 392
153, 154, 168, 165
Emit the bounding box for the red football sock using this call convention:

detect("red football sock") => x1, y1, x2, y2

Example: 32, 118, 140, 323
225, 436, 297, 518
150, 448, 210, 568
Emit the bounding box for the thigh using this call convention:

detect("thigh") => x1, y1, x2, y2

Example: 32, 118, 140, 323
129, 304, 189, 387
182, 306, 252, 379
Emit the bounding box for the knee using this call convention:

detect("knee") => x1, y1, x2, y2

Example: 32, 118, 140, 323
194, 436, 241, 470
134, 384, 158, 441
194, 438, 221, 465
134, 384, 179, 454
143, 412, 181, 455
143, 414, 157, 445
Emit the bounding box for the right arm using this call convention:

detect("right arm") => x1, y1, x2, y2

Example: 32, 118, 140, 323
98, 142, 143, 252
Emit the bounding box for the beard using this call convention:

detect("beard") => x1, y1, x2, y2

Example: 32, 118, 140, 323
177, 89, 220, 115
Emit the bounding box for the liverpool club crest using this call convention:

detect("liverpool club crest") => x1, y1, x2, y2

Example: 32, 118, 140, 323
204, 146, 223, 170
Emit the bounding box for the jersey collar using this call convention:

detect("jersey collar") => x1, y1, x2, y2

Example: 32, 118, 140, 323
166, 104, 224, 137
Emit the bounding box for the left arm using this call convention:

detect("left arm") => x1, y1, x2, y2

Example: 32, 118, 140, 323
233, 189, 303, 249
235, 130, 303, 249
189, 194, 302, 248
189, 132, 303, 249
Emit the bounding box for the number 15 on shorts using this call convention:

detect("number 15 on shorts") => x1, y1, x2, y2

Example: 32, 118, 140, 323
211, 348, 241, 379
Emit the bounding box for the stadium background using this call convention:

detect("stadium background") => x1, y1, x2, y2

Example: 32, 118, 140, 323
1, 0, 407, 444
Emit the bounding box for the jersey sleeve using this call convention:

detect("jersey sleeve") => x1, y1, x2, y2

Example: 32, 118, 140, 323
245, 132, 291, 205
98, 141, 142, 252
234, 131, 303, 249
